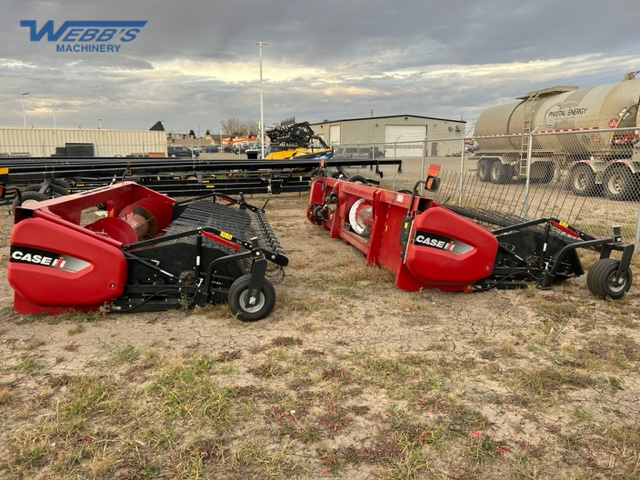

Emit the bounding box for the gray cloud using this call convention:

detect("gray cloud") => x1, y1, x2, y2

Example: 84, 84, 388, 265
1, 0, 639, 133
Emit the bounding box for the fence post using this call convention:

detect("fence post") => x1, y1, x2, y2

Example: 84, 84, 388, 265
635, 205, 640, 249
459, 138, 465, 204
521, 132, 534, 218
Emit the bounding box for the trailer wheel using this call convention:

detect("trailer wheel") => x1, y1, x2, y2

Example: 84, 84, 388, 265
476, 159, 491, 182
603, 166, 638, 201
347, 175, 367, 184
568, 165, 596, 196
228, 274, 276, 321
533, 162, 555, 183
23, 184, 68, 196
489, 160, 511, 184
17, 191, 48, 206
587, 258, 632, 299
53, 179, 71, 189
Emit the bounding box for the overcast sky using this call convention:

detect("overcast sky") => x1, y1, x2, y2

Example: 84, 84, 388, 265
2, 0, 640, 135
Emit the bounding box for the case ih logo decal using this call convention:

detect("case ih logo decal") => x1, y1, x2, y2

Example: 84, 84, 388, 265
20, 20, 147, 53
10, 246, 91, 272
413, 231, 473, 255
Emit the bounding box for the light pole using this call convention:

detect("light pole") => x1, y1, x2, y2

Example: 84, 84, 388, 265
98, 118, 102, 129
53, 108, 58, 128
21, 92, 29, 128
256, 42, 268, 159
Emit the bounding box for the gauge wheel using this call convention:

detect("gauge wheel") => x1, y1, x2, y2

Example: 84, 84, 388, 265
587, 258, 632, 299
228, 274, 276, 322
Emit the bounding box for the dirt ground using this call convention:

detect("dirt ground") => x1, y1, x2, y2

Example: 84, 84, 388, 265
1, 164, 639, 479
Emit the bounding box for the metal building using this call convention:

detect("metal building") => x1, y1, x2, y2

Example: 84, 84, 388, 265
0, 128, 167, 158
309, 114, 465, 157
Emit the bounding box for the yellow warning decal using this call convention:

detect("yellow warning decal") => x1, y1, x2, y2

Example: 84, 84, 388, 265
220, 231, 233, 240
558, 220, 569, 227
0, 167, 8, 175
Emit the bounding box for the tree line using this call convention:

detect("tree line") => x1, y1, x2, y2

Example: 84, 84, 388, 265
189, 118, 261, 139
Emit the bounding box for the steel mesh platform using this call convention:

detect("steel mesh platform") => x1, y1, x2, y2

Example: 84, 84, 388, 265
443, 204, 579, 243
163, 199, 285, 256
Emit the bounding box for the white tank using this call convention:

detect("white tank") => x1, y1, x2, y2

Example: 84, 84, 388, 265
475, 74, 640, 158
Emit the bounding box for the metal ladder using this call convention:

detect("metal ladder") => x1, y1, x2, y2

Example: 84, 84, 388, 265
519, 93, 540, 176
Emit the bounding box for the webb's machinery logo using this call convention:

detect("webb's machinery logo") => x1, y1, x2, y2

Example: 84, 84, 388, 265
20, 20, 147, 53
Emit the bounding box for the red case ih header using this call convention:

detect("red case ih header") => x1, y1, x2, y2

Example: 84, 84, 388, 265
306, 165, 634, 298
8, 182, 288, 320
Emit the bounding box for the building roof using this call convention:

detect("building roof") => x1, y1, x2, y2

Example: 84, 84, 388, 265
313, 114, 465, 125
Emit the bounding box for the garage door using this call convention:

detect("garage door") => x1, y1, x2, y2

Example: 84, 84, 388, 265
384, 125, 427, 157
329, 125, 341, 146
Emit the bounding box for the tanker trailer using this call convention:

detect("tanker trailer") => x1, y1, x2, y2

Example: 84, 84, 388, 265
473, 71, 640, 197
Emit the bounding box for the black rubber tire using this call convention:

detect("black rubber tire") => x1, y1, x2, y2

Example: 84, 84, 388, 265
228, 274, 276, 322
587, 258, 632, 299
602, 166, 638, 201
489, 160, 511, 184
23, 184, 43, 193
53, 179, 71, 189
568, 165, 596, 196
23, 184, 68, 196
534, 162, 555, 183
476, 158, 491, 182
347, 175, 367, 184
18, 191, 48, 206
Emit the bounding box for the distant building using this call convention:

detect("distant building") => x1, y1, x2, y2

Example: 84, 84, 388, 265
309, 114, 465, 157
0, 127, 167, 158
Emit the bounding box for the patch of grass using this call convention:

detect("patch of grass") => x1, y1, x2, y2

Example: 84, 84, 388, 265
271, 336, 303, 347
467, 430, 509, 466
0, 386, 14, 405
580, 333, 640, 368
318, 400, 353, 434
39, 309, 105, 324
10, 356, 47, 375
571, 405, 594, 423
224, 441, 308, 478
249, 353, 289, 378
533, 295, 580, 320
23, 337, 46, 350
64, 375, 121, 416
509, 365, 595, 400
106, 343, 140, 367
147, 354, 232, 422
218, 349, 243, 362
266, 405, 323, 444
67, 323, 86, 335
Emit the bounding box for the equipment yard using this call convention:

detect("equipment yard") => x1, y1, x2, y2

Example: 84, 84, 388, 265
1, 162, 640, 479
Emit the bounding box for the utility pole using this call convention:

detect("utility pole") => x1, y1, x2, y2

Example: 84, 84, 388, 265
21, 92, 29, 128
256, 42, 268, 159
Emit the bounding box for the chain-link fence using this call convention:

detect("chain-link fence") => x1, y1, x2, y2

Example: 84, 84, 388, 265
365, 131, 640, 247
4, 131, 640, 247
